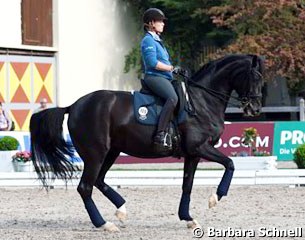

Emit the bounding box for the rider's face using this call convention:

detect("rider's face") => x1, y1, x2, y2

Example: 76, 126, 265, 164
152, 20, 164, 34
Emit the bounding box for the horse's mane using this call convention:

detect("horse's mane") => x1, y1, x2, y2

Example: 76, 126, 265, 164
191, 54, 253, 82
191, 60, 216, 82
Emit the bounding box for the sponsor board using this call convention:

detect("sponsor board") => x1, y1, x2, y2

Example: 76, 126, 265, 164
215, 122, 274, 157
273, 122, 305, 160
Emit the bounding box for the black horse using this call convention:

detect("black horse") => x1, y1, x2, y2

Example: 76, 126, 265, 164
30, 54, 264, 232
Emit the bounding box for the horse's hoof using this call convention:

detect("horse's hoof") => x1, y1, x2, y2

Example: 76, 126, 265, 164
115, 209, 127, 222
186, 219, 201, 229
208, 193, 218, 208
115, 204, 127, 222
101, 222, 120, 232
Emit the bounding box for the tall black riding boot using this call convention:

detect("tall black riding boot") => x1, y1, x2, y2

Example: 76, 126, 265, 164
154, 99, 176, 149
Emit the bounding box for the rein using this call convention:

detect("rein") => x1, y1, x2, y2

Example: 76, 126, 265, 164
179, 73, 242, 116
186, 76, 242, 103
188, 78, 260, 108
178, 68, 262, 116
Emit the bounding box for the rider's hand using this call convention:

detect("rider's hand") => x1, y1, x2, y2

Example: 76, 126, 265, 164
172, 66, 184, 75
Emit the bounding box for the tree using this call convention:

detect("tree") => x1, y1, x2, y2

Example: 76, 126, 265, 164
205, 0, 305, 91
123, 0, 305, 92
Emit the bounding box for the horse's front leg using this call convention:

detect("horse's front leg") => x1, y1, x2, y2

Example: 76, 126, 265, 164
197, 143, 235, 208
178, 156, 201, 229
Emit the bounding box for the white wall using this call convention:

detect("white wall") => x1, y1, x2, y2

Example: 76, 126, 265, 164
0, 0, 22, 46
0, 0, 140, 107
56, 0, 140, 106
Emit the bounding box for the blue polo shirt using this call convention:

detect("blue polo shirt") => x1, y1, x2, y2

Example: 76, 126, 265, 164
141, 32, 173, 80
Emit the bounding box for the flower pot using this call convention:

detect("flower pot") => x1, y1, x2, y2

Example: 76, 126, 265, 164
0, 150, 18, 172
231, 156, 278, 170
12, 161, 34, 172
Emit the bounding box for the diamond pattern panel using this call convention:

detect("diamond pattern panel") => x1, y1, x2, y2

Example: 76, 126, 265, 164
9, 62, 31, 103
1, 56, 55, 131
0, 62, 5, 102
34, 63, 53, 103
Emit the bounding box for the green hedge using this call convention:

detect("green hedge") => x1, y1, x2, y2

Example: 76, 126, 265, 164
293, 144, 305, 169
0, 136, 20, 151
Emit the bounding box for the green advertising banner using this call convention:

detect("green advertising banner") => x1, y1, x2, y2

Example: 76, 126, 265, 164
273, 122, 305, 161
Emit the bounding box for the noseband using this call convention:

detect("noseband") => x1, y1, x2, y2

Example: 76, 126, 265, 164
240, 94, 261, 109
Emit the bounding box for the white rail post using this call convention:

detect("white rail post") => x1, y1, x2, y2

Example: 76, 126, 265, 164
300, 98, 305, 121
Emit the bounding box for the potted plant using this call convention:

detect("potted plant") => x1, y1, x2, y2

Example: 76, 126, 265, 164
231, 127, 277, 170
241, 127, 258, 156
0, 136, 20, 172
12, 151, 34, 172
293, 144, 305, 169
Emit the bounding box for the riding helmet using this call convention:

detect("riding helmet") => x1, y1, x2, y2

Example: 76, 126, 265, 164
143, 8, 167, 24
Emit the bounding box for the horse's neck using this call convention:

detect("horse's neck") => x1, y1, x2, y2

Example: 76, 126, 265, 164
191, 78, 232, 113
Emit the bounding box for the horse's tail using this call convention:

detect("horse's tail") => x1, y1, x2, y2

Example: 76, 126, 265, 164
30, 107, 77, 187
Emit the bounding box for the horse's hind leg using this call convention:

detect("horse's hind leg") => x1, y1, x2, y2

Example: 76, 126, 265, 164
76, 148, 120, 232
94, 149, 127, 222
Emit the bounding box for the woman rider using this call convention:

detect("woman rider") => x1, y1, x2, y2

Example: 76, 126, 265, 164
141, 8, 178, 150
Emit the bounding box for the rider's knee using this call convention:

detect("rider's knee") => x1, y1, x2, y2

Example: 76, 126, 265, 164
169, 96, 178, 106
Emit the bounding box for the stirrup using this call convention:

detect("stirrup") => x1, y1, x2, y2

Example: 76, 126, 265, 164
154, 131, 172, 149
162, 132, 170, 147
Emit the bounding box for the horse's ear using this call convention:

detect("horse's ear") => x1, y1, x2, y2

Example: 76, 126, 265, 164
251, 55, 258, 68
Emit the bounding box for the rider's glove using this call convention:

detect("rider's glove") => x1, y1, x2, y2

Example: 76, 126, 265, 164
173, 66, 188, 77
172, 66, 184, 75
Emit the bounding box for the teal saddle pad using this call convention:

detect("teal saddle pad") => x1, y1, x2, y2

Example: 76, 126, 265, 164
133, 91, 186, 125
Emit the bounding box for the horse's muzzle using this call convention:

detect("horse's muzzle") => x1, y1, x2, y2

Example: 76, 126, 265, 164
242, 99, 262, 117
243, 108, 261, 117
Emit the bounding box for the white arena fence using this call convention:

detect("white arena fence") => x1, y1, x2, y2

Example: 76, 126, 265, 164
0, 169, 305, 188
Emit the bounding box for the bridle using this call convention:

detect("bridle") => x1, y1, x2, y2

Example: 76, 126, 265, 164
238, 69, 263, 108
179, 68, 263, 115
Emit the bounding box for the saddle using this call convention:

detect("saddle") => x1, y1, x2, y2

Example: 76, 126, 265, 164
133, 79, 190, 156
133, 79, 187, 125
133, 74, 195, 156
